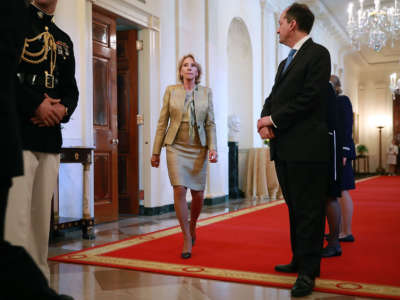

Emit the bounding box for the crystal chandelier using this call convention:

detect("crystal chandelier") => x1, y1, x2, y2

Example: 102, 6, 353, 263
347, 0, 400, 52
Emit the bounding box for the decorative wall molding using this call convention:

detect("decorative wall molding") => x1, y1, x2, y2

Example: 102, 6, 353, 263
94, 0, 160, 31
175, 0, 180, 70
266, 0, 351, 51
374, 81, 387, 89
205, 0, 210, 87
267, 0, 292, 12
303, 0, 349, 48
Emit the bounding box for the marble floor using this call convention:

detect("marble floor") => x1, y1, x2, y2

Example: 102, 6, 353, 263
48, 198, 381, 300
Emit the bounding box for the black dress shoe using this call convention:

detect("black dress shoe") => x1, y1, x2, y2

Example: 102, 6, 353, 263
291, 275, 315, 297
321, 245, 342, 257
181, 252, 191, 259
274, 263, 297, 273
339, 234, 355, 242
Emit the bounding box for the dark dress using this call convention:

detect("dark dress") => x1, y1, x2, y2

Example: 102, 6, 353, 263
337, 95, 356, 191
326, 84, 344, 198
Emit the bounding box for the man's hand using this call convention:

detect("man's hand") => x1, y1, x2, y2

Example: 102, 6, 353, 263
209, 150, 218, 163
257, 116, 273, 132
32, 93, 62, 127
259, 126, 275, 139
343, 157, 347, 166
52, 102, 67, 120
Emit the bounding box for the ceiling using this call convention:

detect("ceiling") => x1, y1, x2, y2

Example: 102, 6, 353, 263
319, 0, 400, 65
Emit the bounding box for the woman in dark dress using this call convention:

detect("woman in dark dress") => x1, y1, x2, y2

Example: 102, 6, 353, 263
322, 81, 344, 257
331, 75, 356, 243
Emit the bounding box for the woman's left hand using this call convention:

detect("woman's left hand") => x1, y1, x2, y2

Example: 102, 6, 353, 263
209, 150, 218, 163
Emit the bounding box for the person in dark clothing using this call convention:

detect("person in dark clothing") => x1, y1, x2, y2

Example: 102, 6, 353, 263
322, 81, 345, 257
330, 75, 356, 243
257, 3, 331, 297
0, 1, 74, 299
0, 0, 27, 242
4, 0, 79, 282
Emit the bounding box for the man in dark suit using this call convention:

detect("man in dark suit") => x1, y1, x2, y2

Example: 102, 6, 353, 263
258, 3, 331, 297
0, 1, 73, 299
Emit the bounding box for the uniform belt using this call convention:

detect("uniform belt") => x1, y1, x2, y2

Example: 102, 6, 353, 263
17, 72, 59, 89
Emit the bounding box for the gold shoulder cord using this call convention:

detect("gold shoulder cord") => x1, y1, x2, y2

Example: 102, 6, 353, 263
20, 26, 57, 88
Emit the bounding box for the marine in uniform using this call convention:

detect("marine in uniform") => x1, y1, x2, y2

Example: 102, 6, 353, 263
5, 0, 79, 281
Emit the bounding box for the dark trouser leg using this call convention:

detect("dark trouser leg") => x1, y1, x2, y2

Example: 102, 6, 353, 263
276, 161, 328, 278
275, 160, 297, 265
287, 161, 328, 278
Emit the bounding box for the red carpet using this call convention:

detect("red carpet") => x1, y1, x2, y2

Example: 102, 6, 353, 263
50, 176, 400, 299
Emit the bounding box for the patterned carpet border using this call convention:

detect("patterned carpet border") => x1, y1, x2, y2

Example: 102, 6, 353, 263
50, 176, 400, 299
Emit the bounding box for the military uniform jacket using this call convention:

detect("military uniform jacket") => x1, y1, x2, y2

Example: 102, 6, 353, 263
17, 4, 79, 154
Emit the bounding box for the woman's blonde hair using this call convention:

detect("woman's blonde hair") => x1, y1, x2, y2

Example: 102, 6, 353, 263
177, 54, 202, 84
330, 75, 343, 95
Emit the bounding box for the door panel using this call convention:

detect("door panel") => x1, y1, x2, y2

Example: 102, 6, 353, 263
92, 8, 118, 223
93, 57, 110, 126
94, 153, 111, 200
117, 30, 139, 214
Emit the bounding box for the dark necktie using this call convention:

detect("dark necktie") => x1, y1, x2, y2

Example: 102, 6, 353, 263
282, 49, 297, 74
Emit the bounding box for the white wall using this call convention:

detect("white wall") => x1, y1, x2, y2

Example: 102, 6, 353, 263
227, 18, 253, 149
55, 0, 93, 218
341, 55, 360, 111
177, 0, 206, 66
263, 10, 277, 100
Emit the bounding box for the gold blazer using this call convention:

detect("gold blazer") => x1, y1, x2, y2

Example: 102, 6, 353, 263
152, 84, 217, 155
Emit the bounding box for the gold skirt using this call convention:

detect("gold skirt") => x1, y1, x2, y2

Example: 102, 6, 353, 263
166, 123, 208, 191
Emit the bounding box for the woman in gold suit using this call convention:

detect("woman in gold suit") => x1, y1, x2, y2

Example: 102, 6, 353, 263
151, 54, 218, 259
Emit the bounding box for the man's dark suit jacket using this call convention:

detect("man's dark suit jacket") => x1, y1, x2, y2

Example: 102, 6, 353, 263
261, 38, 331, 162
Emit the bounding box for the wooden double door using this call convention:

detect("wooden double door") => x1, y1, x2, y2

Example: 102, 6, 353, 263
92, 7, 139, 223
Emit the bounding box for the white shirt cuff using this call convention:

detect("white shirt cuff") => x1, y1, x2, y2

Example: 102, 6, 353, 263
270, 116, 277, 128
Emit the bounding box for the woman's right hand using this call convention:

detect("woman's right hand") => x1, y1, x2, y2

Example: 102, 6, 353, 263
151, 154, 160, 168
